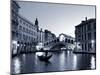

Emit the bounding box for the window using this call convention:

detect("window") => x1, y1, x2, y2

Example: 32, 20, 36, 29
94, 32, 96, 39
78, 27, 81, 32
87, 24, 91, 31
85, 33, 86, 40
20, 19, 22, 23
78, 39, 81, 41
23, 27, 25, 32
88, 43, 92, 51
19, 33, 22, 40
82, 34, 84, 40
84, 25, 86, 32
82, 44, 84, 50
23, 34, 25, 40
19, 26, 22, 30
85, 43, 87, 51
82, 26, 84, 32
88, 33, 91, 40
78, 35, 81, 38
23, 21, 25, 25
93, 23, 96, 30
65, 38, 67, 42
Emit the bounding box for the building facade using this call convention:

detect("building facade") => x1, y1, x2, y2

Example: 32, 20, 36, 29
44, 30, 56, 45
11, 0, 20, 54
11, 0, 57, 54
11, 0, 20, 42
75, 17, 96, 53
11, 1, 39, 53
17, 15, 38, 44
17, 15, 38, 52
37, 28, 45, 43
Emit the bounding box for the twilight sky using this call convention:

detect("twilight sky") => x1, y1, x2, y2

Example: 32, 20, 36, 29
17, 1, 95, 37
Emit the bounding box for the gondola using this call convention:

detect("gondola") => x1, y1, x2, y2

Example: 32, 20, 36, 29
37, 54, 52, 61
36, 43, 52, 61
37, 51, 52, 61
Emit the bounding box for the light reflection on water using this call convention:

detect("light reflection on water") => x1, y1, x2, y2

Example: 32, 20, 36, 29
73, 54, 77, 70
13, 57, 21, 74
59, 51, 66, 70
91, 55, 95, 69
35, 53, 38, 65
11, 51, 96, 74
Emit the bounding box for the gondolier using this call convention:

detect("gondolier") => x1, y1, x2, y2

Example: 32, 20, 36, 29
36, 42, 52, 61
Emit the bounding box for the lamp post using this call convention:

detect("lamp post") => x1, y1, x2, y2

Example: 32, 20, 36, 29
12, 40, 18, 55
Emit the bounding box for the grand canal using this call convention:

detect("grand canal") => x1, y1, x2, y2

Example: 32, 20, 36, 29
11, 50, 96, 74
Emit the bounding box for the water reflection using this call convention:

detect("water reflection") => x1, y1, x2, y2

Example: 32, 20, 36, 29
13, 57, 21, 74
73, 54, 77, 70
91, 55, 95, 69
35, 53, 38, 65
59, 51, 66, 70
11, 51, 96, 74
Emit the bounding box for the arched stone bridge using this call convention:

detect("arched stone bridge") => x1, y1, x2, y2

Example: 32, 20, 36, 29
44, 33, 75, 50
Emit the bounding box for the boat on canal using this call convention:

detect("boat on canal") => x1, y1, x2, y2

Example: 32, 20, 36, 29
36, 43, 52, 61
37, 52, 52, 61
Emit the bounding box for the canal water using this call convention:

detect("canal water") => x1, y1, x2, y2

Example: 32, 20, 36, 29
11, 51, 96, 74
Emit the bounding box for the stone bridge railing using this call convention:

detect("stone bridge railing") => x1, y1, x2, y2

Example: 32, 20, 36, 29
44, 41, 75, 51
44, 41, 67, 50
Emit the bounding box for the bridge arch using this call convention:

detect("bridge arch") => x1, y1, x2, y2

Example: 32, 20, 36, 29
50, 42, 66, 50
50, 33, 75, 50
59, 33, 68, 42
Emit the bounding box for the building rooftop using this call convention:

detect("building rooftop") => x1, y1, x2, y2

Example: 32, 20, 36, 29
17, 14, 37, 27
75, 18, 96, 27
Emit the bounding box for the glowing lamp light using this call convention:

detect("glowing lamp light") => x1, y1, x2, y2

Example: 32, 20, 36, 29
91, 40, 95, 44
91, 56, 95, 69
14, 58, 21, 74
12, 40, 17, 44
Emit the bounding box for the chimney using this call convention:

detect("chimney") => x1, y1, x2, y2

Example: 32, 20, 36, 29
85, 17, 87, 21
40, 28, 42, 31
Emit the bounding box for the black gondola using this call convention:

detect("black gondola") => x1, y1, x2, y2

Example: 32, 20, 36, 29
37, 51, 52, 61
37, 54, 52, 61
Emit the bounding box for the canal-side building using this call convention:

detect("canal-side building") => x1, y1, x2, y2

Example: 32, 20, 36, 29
44, 29, 56, 45
11, 0, 20, 42
75, 17, 96, 53
11, 0, 57, 53
37, 28, 45, 43
17, 15, 38, 52
11, 0, 20, 54
11, 1, 38, 53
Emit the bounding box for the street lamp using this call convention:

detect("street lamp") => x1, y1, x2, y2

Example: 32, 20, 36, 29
75, 42, 82, 52
91, 40, 95, 52
12, 40, 17, 55
91, 40, 95, 44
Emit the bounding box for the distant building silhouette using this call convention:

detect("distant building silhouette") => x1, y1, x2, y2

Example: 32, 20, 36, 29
44, 29, 56, 45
